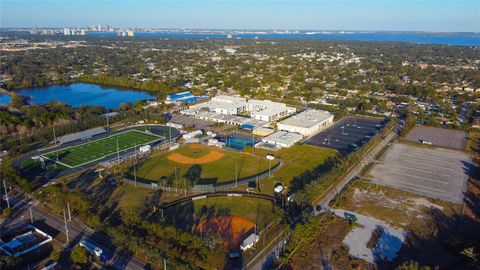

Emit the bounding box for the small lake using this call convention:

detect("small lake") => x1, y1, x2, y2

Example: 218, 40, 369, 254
3, 83, 155, 110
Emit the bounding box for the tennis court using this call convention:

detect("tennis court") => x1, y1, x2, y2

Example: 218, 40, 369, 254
42, 129, 164, 168
305, 116, 387, 154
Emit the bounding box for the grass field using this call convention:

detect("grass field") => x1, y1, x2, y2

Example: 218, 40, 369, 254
42, 130, 164, 168
192, 196, 280, 225
133, 144, 278, 184
247, 144, 337, 192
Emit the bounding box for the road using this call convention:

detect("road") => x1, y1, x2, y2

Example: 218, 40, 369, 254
1, 194, 148, 270
244, 130, 397, 270
245, 232, 285, 270
316, 131, 397, 209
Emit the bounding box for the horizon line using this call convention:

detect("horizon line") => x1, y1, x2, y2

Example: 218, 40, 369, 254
1, 27, 479, 34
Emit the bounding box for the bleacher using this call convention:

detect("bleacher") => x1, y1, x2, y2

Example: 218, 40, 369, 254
57, 127, 108, 144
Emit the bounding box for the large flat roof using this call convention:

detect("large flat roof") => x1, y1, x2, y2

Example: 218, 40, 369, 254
263, 131, 303, 145
278, 109, 333, 128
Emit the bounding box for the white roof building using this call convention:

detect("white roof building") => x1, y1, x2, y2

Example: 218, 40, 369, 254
262, 131, 303, 148
247, 99, 296, 122
240, 233, 259, 251
183, 95, 296, 124
277, 109, 334, 137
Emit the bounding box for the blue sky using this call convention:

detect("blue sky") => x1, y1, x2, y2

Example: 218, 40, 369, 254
1, 0, 479, 32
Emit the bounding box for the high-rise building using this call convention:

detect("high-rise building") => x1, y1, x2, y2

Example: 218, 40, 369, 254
30, 28, 38, 35
97, 24, 101, 31
63, 28, 71, 35
106, 25, 113, 32
126, 30, 134, 36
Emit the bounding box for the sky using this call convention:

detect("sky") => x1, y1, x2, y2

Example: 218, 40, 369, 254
1, 0, 479, 32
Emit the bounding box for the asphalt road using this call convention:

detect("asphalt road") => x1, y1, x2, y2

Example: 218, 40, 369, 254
1, 194, 148, 270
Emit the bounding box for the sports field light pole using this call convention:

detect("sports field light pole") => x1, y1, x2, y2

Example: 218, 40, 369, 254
251, 132, 255, 155
134, 142, 137, 187
235, 161, 238, 188
116, 137, 120, 162
269, 158, 272, 178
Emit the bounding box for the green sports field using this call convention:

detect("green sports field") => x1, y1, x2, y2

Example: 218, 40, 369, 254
132, 144, 279, 184
42, 130, 164, 168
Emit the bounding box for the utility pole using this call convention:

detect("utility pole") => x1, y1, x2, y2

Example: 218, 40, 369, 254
169, 126, 172, 142
163, 258, 167, 270
63, 209, 69, 245
29, 207, 33, 223
2, 179, 10, 209
67, 203, 72, 221
106, 115, 109, 130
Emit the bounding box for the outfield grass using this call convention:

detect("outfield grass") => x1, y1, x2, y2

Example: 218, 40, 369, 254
43, 130, 164, 168
133, 144, 278, 184
192, 196, 281, 227
248, 144, 337, 193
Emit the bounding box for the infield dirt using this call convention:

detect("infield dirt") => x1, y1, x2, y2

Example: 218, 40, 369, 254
195, 215, 255, 251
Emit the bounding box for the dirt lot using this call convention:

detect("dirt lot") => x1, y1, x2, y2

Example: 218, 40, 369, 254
332, 180, 480, 269
284, 215, 374, 270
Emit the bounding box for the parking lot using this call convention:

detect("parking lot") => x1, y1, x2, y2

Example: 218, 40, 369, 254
404, 126, 467, 150
305, 116, 387, 154
369, 143, 470, 203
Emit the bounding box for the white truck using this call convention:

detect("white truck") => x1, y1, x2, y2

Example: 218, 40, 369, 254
79, 240, 111, 263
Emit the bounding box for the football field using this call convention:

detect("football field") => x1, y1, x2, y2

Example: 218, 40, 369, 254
42, 129, 164, 168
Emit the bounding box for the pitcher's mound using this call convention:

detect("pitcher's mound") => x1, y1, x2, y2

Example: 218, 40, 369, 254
195, 215, 255, 251
167, 151, 224, 164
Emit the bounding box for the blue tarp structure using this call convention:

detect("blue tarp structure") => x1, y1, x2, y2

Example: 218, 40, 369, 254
240, 124, 255, 130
